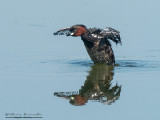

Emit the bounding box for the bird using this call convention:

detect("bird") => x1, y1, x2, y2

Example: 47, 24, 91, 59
53, 24, 121, 65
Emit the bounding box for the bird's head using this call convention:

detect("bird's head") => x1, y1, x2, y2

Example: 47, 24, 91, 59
53, 24, 87, 37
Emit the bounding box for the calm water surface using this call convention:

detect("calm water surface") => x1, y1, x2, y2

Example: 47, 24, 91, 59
0, 0, 160, 120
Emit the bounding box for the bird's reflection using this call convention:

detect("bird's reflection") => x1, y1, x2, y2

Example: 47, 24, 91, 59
54, 64, 121, 106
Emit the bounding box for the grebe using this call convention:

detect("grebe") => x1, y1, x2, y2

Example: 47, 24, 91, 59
53, 24, 121, 65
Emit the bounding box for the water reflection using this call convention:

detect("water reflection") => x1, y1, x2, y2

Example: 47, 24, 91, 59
54, 64, 121, 106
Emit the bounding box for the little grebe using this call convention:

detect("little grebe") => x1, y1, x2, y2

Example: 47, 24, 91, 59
54, 24, 121, 65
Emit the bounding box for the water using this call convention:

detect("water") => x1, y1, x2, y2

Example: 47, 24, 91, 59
0, 0, 160, 120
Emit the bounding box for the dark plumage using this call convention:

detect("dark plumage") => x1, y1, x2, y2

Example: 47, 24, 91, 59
53, 24, 121, 65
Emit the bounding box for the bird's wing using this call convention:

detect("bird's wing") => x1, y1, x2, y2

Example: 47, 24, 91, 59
88, 28, 104, 39
53, 27, 70, 36
99, 27, 121, 45
88, 27, 102, 34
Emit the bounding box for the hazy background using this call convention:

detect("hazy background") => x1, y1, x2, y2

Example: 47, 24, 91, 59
0, 0, 160, 120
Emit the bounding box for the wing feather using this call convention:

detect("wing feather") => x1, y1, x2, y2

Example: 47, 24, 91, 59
100, 27, 121, 45
53, 27, 70, 36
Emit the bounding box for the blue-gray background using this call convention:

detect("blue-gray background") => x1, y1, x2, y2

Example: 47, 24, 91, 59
0, 0, 160, 120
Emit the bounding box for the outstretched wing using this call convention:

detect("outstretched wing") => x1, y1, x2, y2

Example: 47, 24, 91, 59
100, 27, 121, 45
53, 27, 70, 36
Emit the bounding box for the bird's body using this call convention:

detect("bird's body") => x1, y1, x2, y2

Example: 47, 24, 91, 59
54, 25, 121, 65
81, 31, 115, 64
